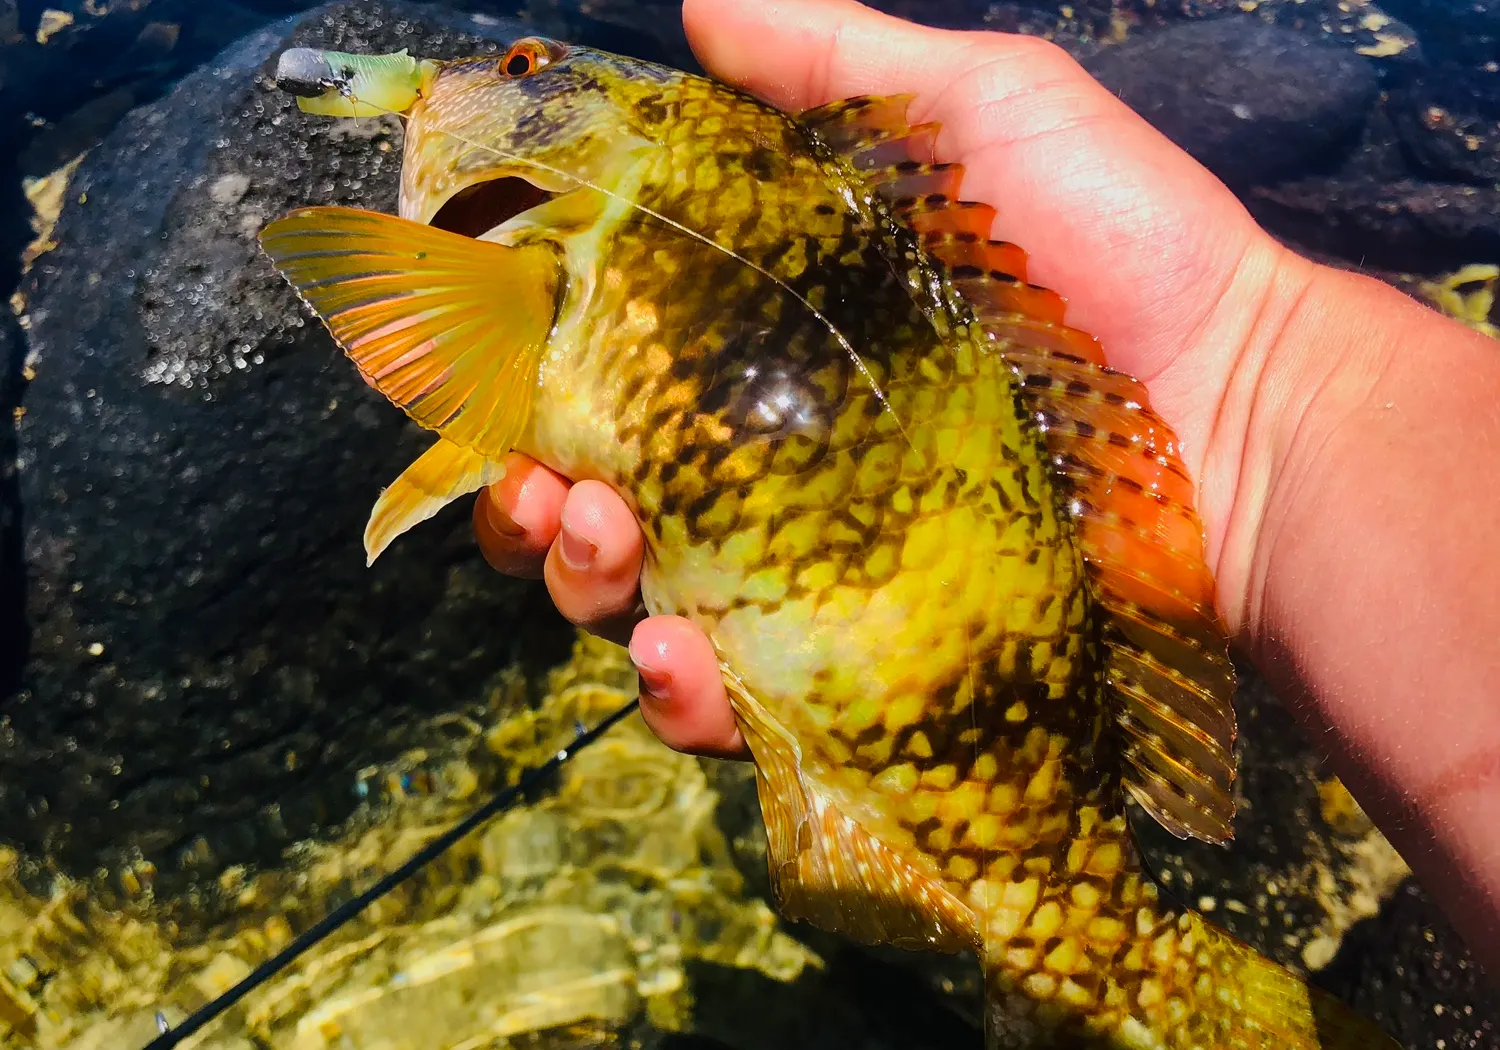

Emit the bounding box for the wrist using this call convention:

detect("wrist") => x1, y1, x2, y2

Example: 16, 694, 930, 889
1205, 244, 1500, 970
1203, 249, 1408, 644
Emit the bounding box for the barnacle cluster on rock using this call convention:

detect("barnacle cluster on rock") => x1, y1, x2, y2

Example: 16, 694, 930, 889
0, 634, 817, 1050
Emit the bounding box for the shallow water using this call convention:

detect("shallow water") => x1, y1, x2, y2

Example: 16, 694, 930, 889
0, 1, 1496, 1048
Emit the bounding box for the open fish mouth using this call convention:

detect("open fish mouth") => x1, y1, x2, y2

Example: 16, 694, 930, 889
429, 175, 557, 239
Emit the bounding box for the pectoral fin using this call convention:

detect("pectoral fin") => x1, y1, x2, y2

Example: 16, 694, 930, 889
259, 204, 561, 562
258, 205, 561, 459
365, 438, 507, 565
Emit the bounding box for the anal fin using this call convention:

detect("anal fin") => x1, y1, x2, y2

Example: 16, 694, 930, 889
364, 437, 507, 565
722, 670, 975, 954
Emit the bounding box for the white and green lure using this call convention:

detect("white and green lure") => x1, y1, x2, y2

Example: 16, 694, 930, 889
274, 47, 440, 118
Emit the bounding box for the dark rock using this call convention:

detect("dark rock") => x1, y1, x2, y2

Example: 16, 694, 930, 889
679, 954, 981, 1050
5, 0, 674, 906
1081, 18, 1379, 188
1378, 0, 1500, 69
1387, 78, 1500, 186
1325, 880, 1500, 1050
0, 0, 272, 167
1249, 177, 1500, 273
1325, 94, 1422, 185
1101, 0, 1426, 67
1, 313, 21, 701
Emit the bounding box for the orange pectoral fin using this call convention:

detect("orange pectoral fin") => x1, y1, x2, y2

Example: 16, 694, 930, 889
364, 437, 508, 565
258, 205, 561, 459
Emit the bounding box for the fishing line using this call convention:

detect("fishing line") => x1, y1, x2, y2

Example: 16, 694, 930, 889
349, 89, 915, 450
137, 697, 640, 1050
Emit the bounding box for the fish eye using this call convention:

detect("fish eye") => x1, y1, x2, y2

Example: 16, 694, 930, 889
499, 38, 563, 78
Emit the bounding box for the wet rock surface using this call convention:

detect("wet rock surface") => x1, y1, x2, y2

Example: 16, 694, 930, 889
1330, 879, 1500, 1050
0, 0, 1497, 1048
1079, 21, 1379, 189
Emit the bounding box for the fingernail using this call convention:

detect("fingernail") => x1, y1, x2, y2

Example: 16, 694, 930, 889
484, 497, 526, 538
558, 521, 596, 572
630, 638, 672, 699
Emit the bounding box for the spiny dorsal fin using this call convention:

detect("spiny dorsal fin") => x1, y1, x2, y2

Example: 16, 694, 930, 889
870, 162, 965, 208
798, 94, 927, 158
800, 96, 1073, 336
798, 95, 967, 207
807, 95, 1240, 845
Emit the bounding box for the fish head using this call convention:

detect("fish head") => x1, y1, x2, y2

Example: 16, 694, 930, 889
275, 39, 672, 235
397, 38, 674, 232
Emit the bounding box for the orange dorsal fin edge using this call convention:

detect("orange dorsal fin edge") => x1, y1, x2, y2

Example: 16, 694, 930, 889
801, 95, 1240, 846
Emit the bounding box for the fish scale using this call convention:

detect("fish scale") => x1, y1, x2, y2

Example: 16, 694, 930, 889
259, 37, 1405, 1050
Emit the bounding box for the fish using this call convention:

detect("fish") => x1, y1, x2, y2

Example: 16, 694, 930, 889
257, 37, 1405, 1050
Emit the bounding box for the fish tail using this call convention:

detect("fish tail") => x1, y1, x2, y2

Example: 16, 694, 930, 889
977, 814, 1403, 1049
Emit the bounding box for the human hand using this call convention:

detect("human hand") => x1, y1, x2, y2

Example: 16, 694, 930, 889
476, 0, 1500, 971
472, 458, 746, 758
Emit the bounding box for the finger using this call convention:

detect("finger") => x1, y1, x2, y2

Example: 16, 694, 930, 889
473, 452, 570, 580
630, 616, 747, 760
542, 479, 647, 646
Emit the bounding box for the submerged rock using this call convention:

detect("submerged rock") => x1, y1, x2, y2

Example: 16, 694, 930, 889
1386, 77, 1500, 186
0, 635, 968, 1050
1248, 177, 1500, 273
